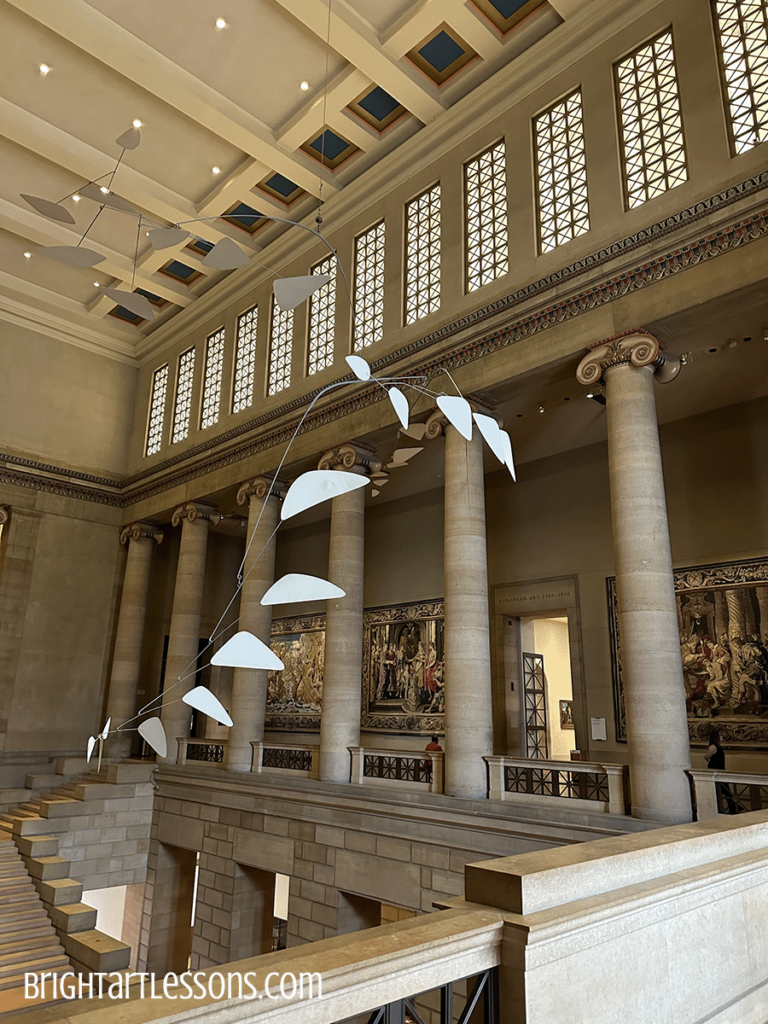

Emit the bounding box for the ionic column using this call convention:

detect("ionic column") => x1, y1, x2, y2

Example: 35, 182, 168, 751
425, 409, 494, 800
106, 523, 163, 756
577, 332, 691, 823
225, 477, 284, 773
317, 444, 378, 784
159, 502, 220, 762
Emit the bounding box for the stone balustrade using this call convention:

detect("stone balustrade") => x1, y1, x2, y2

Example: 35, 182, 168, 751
251, 741, 318, 778
176, 737, 226, 766
349, 746, 445, 794
687, 769, 768, 820
484, 756, 629, 815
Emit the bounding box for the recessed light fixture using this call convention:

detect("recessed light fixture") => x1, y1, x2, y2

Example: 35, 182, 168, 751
212, 166, 221, 175
39, 64, 50, 75
538, 405, 545, 414
215, 17, 227, 29
300, 81, 310, 91
23, 251, 32, 259
72, 194, 81, 202
132, 119, 142, 128
93, 281, 100, 287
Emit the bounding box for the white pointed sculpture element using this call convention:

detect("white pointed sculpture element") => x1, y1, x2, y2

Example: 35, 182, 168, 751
211, 630, 284, 671
103, 288, 155, 320
42, 245, 106, 267
371, 489, 380, 497
345, 354, 371, 381
79, 183, 138, 214
273, 274, 330, 311
21, 194, 76, 224
86, 736, 97, 764
260, 573, 345, 606
437, 395, 473, 441
203, 237, 249, 270
473, 413, 506, 464
138, 717, 168, 758
182, 686, 233, 728
402, 423, 426, 441
100, 717, 112, 741
499, 429, 517, 482
149, 227, 190, 250
390, 445, 423, 465
116, 126, 141, 150
388, 387, 409, 429
281, 470, 369, 522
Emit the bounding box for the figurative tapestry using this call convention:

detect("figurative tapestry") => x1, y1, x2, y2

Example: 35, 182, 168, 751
609, 558, 768, 747
265, 613, 325, 731
362, 599, 445, 733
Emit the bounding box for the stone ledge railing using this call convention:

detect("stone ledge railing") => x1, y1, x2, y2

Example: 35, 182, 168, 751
349, 746, 445, 794
688, 769, 768, 820
484, 756, 629, 815
251, 741, 318, 778
176, 737, 226, 766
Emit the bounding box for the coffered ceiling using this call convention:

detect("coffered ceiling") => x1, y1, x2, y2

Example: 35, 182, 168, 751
0, 0, 580, 356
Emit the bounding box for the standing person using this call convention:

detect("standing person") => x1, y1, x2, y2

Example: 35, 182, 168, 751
423, 734, 443, 782
705, 728, 739, 814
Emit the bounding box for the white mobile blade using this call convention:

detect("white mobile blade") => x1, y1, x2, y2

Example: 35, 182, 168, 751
182, 686, 233, 727
261, 573, 345, 606
388, 387, 409, 429
473, 413, 506, 463
203, 237, 249, 270
345, 354, 371, 381
211, 631, 284, 671
138, 717, 167, 758
102, 288, 155, 320
437, 395, 473, 441
274, 274, 330, 310
281, 471, 368, 522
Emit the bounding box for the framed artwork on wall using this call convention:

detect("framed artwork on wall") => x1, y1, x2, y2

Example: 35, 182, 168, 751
608, 557, 768, 748
265, 612, 325, 731
560, 699, 575, 730
362, 598, 445, 734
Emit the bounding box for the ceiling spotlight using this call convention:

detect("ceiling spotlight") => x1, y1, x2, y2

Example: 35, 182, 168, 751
215, 17, 227, 28
23, 251, 32, 259
132, 119, 142, 128
588, 392, 607, 405
300, 81, 310, 91
538, 405, 545, 414
72, 194, 81, 202
100, 186, 110, 194
93, 281, 100, 287
39, 64, 50, 75
727, 337, 738, 349
212, 166, 221, 175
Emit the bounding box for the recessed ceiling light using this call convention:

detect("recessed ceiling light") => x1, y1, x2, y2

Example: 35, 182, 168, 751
72, 194, 81, 202
39, 64, 50, 75
300, 81, 310, 91
100, 186, 110, 194
215, 17, 227, 29
23, 251, 32, 259
132, 119, 142, 128
93, 281, 100, 287
212, 166, 221, 175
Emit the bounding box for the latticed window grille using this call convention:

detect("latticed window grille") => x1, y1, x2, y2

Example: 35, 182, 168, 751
232, 305, 258, 413
200, 327, 225, 429
145, 363, 168, 456
615, 32, 688, 208
171, 347, 195, 444
713, 0, 768, 153
353, 221, 385, 349
307, 256, 336, 375
405, 184, 441, 325
267, 298, 294, 395
522, 652, 549, 759
534, 91, 590, 253
465, 140, 509, 290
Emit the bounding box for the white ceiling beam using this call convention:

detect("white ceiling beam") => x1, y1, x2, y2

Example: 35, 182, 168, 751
548, 0, 591, 18
385, 0, 500, 60
272, 0, 445, 125
5, 0, 339, 200
279, 67, 371, 151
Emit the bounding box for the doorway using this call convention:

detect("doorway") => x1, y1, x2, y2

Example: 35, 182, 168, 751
509, 615, 575, 760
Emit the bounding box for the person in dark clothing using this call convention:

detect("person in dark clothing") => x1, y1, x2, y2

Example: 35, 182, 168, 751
705, 728, 739, 814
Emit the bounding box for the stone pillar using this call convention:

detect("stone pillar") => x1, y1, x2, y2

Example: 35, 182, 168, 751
577, 332, 691, 824
106, 523, 163, 756
317, 444, 377, 784
425, 409, 494, 800
726, 590, 745, 638
225, 477, 283, 773
159, 502, 219, 761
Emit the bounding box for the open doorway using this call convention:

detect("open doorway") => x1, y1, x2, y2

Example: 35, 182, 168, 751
508, 615, 575, 760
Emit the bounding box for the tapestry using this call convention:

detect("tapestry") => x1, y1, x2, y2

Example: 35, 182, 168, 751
362, 599, 445, 734
608, 558, 768, 747
265, 613, 325, 731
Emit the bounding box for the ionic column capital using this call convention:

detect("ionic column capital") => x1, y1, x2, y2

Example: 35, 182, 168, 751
119, 521, 164, 546
317, 442, 381, 475
236, 476, 287, 506
171, 501, 221, 528
0, 506, 9, 527
576, 330, 665, 387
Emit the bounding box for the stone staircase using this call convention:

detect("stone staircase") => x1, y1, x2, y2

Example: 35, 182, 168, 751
0, 759, 152, 1016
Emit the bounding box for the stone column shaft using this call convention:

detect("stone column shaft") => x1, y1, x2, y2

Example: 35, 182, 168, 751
580, 334, 691, 823
225, 479, 281, 773
107, 523, 163, 755
726, 590, 745, 639
442, 424, 494, 800
160, 503, 218, 761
